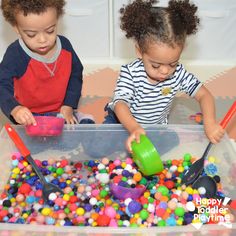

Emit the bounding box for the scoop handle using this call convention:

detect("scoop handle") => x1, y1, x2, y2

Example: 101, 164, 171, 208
5, 123, 31, 157
220, 101, 236, 128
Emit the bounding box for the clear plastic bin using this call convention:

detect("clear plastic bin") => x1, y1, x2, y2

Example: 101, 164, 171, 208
0, 124, 236, 236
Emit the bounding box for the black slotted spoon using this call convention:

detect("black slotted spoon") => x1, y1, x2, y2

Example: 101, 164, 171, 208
181, 101, 236, 186
192, 175, 236, 210
5, 123, 63, 203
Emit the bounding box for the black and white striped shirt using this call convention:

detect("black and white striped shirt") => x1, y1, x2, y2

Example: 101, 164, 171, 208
109, 59, 202, 125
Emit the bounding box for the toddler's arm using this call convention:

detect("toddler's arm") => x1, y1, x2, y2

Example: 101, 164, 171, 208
114, 101, 146, 152
195, 85, 225, 143
60, 105, 78, 124
11, 105, 36, 126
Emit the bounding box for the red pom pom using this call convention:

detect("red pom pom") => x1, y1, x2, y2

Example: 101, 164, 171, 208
113, 175, 122, 184
96, 215, 111, 226
69, 195, 78, 203
165, 180, 175, 189
74, 162, 82, 170
18, 183, 31, 194
156, 208, 166, 217
60, 159, 69, 168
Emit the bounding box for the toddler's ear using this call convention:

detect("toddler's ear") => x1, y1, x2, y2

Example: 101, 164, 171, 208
135, 44, 142, 59
13, 25, 20, 35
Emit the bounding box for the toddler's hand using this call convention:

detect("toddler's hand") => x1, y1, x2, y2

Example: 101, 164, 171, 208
126, 126, 146, 153
60, 105, 78, 124
11, 105, 36, 125
204, 122, 225, 144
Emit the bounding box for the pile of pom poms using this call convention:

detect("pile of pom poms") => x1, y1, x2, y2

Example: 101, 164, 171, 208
0, 152, 233, 227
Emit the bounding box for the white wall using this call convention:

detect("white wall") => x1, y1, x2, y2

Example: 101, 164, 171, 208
0, 0, 236, 65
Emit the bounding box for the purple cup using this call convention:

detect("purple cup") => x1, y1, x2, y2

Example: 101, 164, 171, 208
110, 183, 146, 200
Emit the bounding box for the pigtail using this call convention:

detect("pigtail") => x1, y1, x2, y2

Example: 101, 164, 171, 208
120, 0, 157, 41
167, 0, 200, 36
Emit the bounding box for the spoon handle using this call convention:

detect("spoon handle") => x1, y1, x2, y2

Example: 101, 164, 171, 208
5, 123, 47, 184
220, 101, 236, 128
5, 123, 30, 157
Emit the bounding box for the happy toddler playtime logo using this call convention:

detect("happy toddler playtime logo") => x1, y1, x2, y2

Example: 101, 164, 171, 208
189, 197, 233, 229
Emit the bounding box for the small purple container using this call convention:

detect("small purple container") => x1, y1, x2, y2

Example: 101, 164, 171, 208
110, 183, 146, 200
25, 116, 65, 136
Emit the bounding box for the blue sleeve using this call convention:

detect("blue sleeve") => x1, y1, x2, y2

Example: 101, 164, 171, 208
59, 36, 83, 109
0, 41, 28, 120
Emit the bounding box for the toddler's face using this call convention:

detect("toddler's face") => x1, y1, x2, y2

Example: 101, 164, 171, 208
14, 7, 58, 58
137, 42, 183, 84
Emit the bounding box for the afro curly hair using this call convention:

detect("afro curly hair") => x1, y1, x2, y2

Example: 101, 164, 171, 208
1, 0, 65, 26
120, 0, 200, 52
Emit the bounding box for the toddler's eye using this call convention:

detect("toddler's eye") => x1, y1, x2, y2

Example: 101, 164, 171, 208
152, 64, 160, 69
27, 34, 36, 38
169, 62, 178, 68
47, 30, 55, 34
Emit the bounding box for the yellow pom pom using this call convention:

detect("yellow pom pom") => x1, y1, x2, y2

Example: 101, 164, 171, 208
208, 156, 216, 163
76, 207, 85, 216
185, 186, 193, 194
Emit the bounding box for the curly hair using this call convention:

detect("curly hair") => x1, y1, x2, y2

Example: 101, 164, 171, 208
120, 0, 200, 52
1, 0, 65, 26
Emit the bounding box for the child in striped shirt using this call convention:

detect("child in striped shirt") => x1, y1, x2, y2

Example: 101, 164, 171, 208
105, 0, 224, 152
